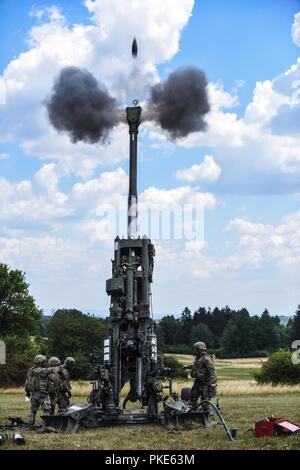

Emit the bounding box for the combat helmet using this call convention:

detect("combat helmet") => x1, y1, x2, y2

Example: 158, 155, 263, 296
33, 354, 47, 366
48, 356, 61, 367
193, 341, 207, 351
64, 357, 75, 370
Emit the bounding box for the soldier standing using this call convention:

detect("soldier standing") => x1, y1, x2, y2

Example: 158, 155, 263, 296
47, 356, 62, 416
183, 342, 217, 412
25, 355, 51, 427
57, 357, 75, 411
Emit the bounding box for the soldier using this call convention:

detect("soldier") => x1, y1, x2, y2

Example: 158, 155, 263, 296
25, 355, 51, 427
47, 356, 61, 416
183, 342, 217, 412
57, 357, 75, 411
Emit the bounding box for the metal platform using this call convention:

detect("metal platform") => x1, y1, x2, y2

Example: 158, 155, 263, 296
42, 399, 210, 432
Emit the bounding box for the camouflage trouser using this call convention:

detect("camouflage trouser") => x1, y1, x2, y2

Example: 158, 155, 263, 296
28, 391, 51, 426
49, 393, 58, 416
190, 381, 210, 411
57, 391, 70, 411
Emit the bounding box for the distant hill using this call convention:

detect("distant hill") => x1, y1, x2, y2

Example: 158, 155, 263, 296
41, 309, 107, 318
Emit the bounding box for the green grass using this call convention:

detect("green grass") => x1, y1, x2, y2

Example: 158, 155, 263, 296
1, 392, 300, 450
216, 367, 257, 380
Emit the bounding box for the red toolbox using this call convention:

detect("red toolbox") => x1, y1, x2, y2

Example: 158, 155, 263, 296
255, 417, 300, 437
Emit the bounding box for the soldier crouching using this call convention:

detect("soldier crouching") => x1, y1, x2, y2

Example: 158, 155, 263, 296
25, 355, 51, 427
184, 341, 217, 412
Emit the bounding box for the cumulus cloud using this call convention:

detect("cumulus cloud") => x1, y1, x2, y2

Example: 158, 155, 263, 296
140, 185, 216, 211
0, 166, 130, 227
0, 156, 217, 308
176, 155, 221, 183
0, 173, 69, 223
0, 0, 195, 177
225, 212, 300, 268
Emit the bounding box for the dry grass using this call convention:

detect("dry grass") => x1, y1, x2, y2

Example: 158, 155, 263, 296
214, 358, 267, 369
170, 379, 300, 396
1, 392, 300, 450
0, 356, 295, 398
168, 354, 267, 368
4, 378, 300, 399
1, 355, 300, 450
216, 380, 300, 396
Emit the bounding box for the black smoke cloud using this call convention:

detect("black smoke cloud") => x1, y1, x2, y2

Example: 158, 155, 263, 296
46, 67, 120, 144
148, 66, 210, 139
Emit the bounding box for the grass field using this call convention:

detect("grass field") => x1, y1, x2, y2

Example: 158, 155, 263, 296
1, 357, 300, 450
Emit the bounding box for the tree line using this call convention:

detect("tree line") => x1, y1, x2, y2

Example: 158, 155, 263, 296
156, 305, 300, 357
0, 264, 107, 385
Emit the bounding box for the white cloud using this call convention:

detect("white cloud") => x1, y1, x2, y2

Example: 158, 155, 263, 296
29, 6, 66, 24
225, 218, 270, 236
34, 163, 60, 193
72, 167, 127, 198
292, 11, 300, 47
176, 155, 221, 183
71, 167, 128, 215
84, 0, 194, 65
0, 152, 9, 160
0, 174, 69, 222
0, 160, 218, 310
0, 165, 130, 226
225, 212, 300, 268
140, 185, 216, 211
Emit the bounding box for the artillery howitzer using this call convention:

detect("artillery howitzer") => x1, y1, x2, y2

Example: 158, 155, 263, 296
43, 41, 233, 440
43, 101, 232, 439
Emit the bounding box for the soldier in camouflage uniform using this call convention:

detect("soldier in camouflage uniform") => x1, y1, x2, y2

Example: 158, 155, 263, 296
184, 342, 217, 412
56, 357, 75, 411
25, 355, 51, 427
47, 356, 62, 416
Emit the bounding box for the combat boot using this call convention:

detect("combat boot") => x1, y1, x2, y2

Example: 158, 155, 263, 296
28, 412, 36, 429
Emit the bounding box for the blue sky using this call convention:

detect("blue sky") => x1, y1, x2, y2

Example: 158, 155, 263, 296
0, 0, 300, 317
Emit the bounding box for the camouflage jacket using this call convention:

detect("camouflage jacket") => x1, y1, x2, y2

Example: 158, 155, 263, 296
57, 366, 71, 395
47, 366, 61, 395
190, 352, 217, 386
25, 366, 50, 394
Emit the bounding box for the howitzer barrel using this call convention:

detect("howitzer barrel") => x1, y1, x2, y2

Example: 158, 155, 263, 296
126, 106, 142, 238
